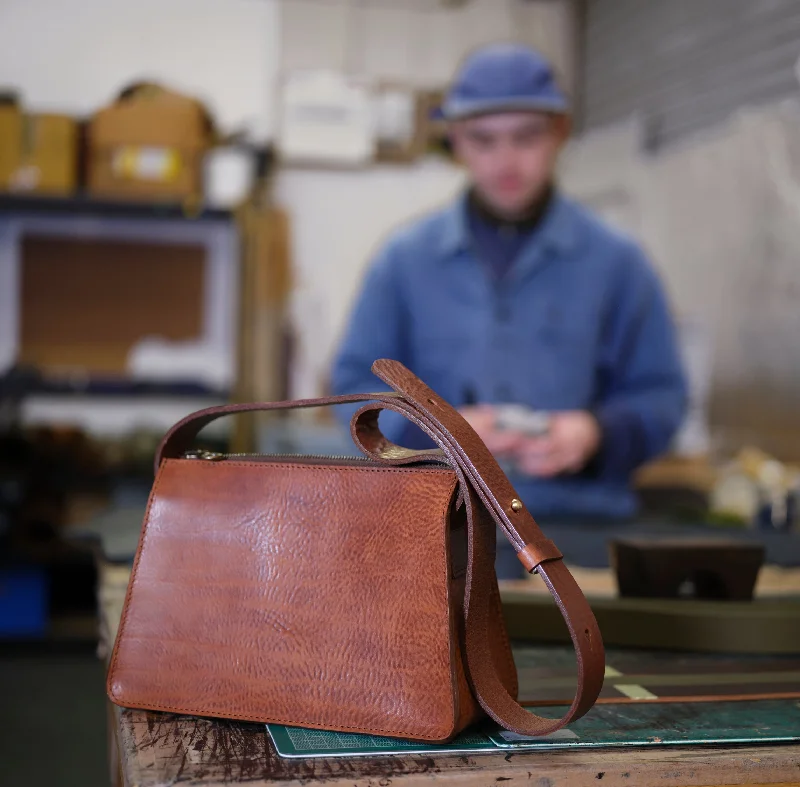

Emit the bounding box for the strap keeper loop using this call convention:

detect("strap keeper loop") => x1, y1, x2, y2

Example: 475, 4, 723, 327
518, 539, 563, 573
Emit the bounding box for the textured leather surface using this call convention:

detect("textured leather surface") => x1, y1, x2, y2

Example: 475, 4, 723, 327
110, 359, 604, 739
108, 459, 464, 741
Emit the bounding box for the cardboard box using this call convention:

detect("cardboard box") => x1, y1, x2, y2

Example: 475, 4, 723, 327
88, 83, 212, 201
0, 102, 78, 195
0, 102, 22, 187
20, 114, 78, 194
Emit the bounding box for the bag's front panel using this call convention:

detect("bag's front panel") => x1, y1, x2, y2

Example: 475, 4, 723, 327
108, 459, 460, 741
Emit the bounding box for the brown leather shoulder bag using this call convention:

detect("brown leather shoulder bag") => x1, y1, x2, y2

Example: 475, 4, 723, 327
107, 359, 604, 742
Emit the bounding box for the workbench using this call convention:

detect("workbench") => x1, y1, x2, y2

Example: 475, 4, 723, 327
99, 562, 800, 787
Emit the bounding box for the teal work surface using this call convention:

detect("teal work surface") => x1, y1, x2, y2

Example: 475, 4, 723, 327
268, 699, 800, 758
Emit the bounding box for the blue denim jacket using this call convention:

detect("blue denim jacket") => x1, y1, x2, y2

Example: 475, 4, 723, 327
331, 192, 687, 520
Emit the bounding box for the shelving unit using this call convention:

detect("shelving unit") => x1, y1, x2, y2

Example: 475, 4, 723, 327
0, 194, 233, 222
0, 193, 240, 437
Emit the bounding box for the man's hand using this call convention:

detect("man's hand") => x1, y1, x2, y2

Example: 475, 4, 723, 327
513, 411, 601, 478
459, 405, 525, 455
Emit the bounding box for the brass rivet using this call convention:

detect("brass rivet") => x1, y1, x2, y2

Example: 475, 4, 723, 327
510, 498, 523, 513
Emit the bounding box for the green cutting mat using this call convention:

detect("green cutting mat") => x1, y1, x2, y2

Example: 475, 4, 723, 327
267, 699, 800, 758
267, 725, 496, 758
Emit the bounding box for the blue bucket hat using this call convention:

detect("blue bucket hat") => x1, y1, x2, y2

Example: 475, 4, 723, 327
439, 44, 569, 121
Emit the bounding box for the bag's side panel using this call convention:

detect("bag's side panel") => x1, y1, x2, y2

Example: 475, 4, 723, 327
446, 498, 519, 735
450, 573, 518, 734
107, 460, 460, 742
489, 577, 519, 699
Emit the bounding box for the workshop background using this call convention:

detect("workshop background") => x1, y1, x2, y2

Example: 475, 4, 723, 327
2, 1, 800, 785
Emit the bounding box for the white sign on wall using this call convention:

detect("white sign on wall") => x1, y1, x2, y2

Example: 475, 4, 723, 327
278, 71, 375, 165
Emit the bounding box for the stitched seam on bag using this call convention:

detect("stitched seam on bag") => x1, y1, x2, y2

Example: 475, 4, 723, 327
439, 474, 460, 733
107, 462, 170, 697
108, 460, 460, 740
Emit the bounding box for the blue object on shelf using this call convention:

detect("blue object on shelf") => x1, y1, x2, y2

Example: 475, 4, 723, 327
0, 567, 49, 637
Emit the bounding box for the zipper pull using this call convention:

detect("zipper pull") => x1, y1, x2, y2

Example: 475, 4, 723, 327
182, 450, 225, 461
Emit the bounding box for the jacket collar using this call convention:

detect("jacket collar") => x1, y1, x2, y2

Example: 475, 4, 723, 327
437, 188, 579, 262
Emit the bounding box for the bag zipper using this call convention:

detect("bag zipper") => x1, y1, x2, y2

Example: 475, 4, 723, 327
183, 449, 371, 462
180, 449, 449, 468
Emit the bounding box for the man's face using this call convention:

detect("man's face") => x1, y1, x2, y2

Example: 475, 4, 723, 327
450, 112, 567, 218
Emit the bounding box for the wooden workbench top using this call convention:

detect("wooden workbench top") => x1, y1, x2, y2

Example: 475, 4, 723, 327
116, 706, 800, 787
100, 562, 800, 787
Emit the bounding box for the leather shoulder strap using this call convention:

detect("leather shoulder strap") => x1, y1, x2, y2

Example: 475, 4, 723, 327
361, 360, 605, 736
372, 360, 563, 568
154, 360, 605, 736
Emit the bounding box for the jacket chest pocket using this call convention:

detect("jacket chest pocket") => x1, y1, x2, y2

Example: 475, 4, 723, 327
526, 302, 598, 407
409, 330, 470, 403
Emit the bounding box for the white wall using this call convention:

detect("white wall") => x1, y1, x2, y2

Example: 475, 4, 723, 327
0, 0, 573, 140
279, 0, 575, 93
0, 0, 279, 140
275, 159, 467, 399
561, 101, 800, 456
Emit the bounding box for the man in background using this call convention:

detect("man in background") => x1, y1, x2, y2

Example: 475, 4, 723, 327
331, 44, 686, 544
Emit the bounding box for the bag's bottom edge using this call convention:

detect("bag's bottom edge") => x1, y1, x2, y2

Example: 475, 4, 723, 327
106, 694, 459, 744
